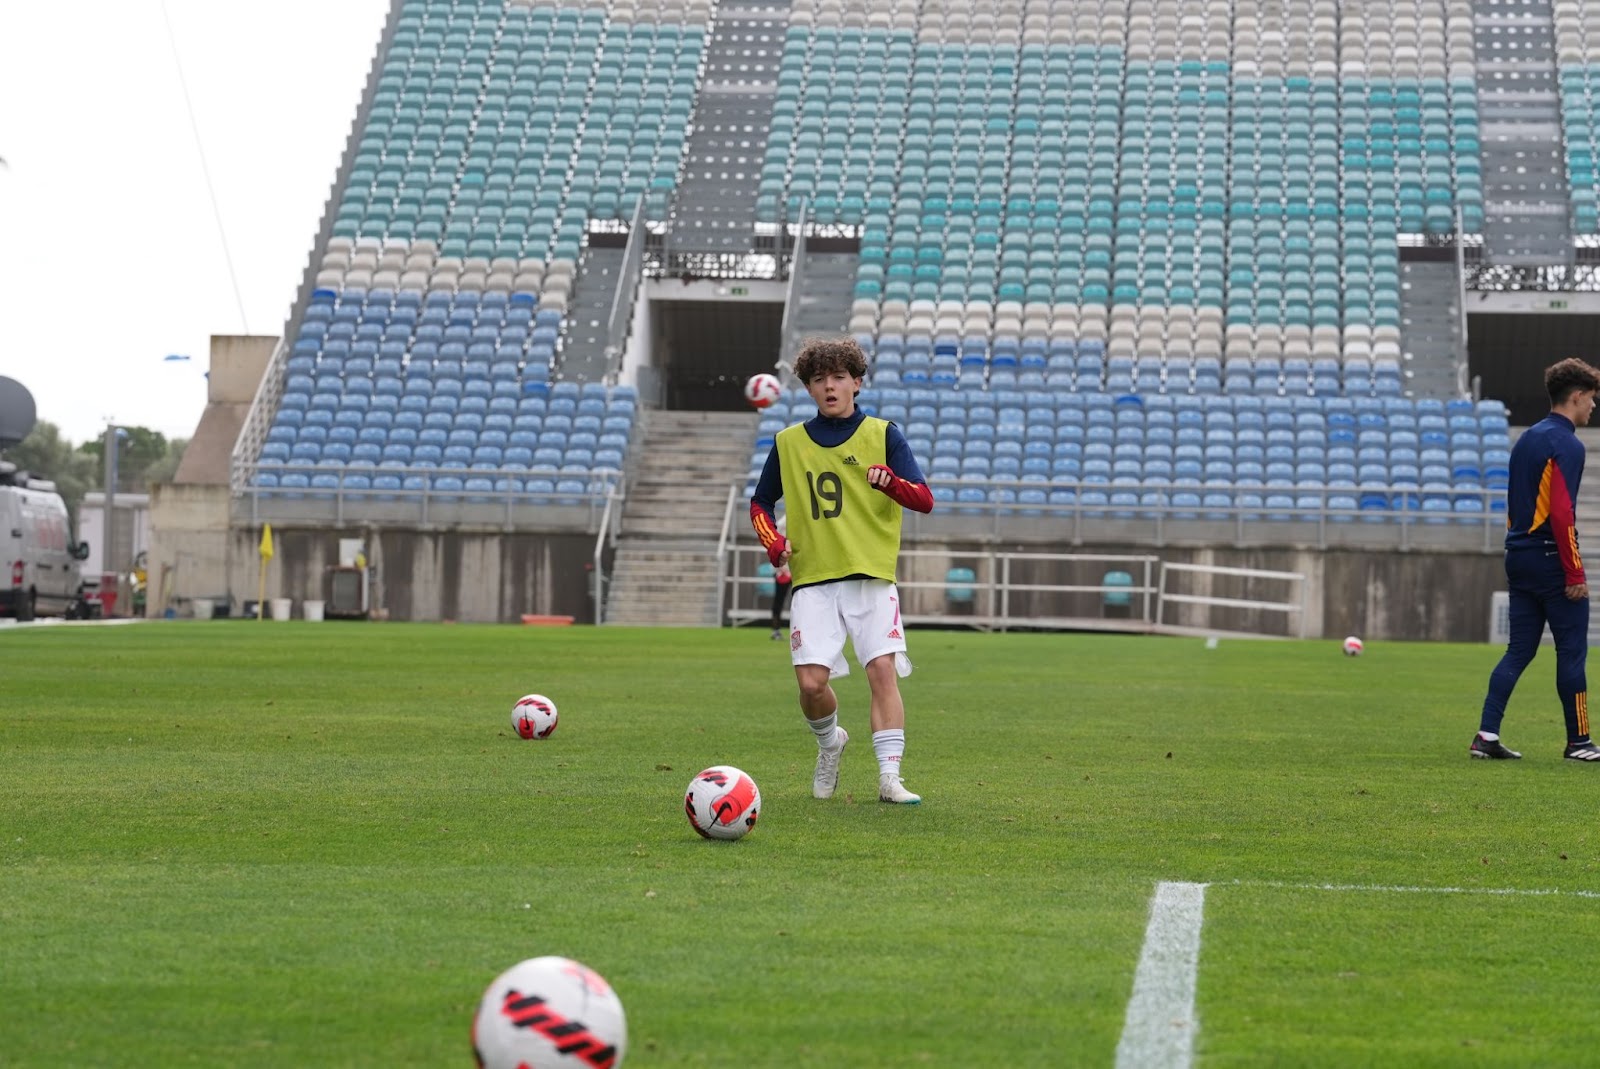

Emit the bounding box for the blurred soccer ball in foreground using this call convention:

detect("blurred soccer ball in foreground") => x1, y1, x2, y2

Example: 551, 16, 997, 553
1342, 636, 1364, 657
473, 955, 627, 1069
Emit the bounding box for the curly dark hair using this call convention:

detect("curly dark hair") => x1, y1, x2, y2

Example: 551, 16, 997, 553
1546, 358, 1600, 405
793, 337, 867, 389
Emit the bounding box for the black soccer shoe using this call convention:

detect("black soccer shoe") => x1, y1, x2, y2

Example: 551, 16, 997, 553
1470, 734, 1522, 760
1564, 741, 1600, 762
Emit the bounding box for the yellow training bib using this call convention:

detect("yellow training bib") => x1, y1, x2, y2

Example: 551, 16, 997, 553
776, 418, 902, 586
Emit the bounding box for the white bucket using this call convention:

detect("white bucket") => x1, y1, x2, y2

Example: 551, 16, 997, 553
270, 597, 293, 621
304, 599, 325, 622
193, 598, 214, 620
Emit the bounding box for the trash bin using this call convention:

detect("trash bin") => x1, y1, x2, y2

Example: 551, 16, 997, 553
304, 599, 326, 622
270, 598, 293, 621
193, 598, 214, 620
945, 567, 976, 605
1103, 571, 1134, 619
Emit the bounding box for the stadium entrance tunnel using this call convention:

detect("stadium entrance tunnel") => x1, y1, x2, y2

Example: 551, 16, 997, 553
652, 299, 783, 411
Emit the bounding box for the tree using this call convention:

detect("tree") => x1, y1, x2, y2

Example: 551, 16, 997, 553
139, 437, 189, 486
80, 427, 189, 493
2, 421, 101, 528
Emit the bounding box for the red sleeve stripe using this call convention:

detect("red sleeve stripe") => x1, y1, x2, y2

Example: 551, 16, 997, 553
750, 506, 781, 548
1548, 461, 1586, 583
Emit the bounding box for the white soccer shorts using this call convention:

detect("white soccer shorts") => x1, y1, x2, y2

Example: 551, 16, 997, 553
788, 578, 912, 679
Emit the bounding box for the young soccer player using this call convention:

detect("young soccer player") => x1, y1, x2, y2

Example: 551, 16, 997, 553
1473, 357, 1600, 761
749, 338, 934, 803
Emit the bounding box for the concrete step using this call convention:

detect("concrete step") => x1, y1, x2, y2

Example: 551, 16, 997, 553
623, 493, 741, 512
610, 570, 719, 581
629, 468, 750, 487
609, 584, 721, 600
608, 409, 754, 625
619, 512, 726, 530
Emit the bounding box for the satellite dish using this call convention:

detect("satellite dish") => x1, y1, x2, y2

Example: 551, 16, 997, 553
0, 377, 37, 450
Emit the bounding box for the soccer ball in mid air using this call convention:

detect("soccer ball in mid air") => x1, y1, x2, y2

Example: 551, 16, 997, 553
743, 373, 781, 409
1342, 636, 1364, 656
512, 694, 559, 739
473, 955, 627, 1069
684, 765, 761, 841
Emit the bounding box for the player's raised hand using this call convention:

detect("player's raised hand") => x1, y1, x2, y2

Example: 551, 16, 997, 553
765, 533, 789, 568
867, 464, 894, 490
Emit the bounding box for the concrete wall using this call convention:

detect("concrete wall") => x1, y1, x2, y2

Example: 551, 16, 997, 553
174, 335, 276, 486
146, 483, 234, 615
225, 526, 608, 623
206, 336, 277, 405
151, 519, 1506, 636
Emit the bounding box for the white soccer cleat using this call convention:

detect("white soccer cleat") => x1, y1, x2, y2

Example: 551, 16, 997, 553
813, 727, 848, 799
878, 773, 921, 805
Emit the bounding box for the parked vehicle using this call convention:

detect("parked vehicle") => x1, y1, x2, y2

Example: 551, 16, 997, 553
0, 474, 90, 620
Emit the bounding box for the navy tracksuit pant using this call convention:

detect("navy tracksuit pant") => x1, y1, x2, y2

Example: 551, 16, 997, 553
1481, 547, 1591, 743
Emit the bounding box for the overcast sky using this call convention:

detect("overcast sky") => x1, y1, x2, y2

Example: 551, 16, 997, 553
0, 0, 392, 445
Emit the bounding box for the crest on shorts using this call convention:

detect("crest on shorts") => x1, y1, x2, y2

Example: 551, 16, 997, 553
790, 628, 802, 651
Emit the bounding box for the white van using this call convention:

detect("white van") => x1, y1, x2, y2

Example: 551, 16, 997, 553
0, 479, 89, 620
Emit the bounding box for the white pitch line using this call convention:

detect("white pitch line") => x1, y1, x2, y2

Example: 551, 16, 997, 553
1116, 881, 1208, 1069
1224, 879, 1600, 900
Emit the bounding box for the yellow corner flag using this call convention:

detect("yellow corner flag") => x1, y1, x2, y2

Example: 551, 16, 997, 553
256, 524, 274, 620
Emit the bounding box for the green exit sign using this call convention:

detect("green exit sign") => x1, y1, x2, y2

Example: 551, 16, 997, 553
730, 286, 748, 296
1550, 299, 1568, 309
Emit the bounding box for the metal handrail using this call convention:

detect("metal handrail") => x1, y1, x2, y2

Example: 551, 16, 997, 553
777, 198, 809, 373
602, 194, 649, 386
713, 479, 740, 625
236, 460, 624, 527
720, 543, 1167, 632
592, 488, 622, 623
1156, 561, 1312, 639
894, 475, 1506, 550
229, 336, 291, 494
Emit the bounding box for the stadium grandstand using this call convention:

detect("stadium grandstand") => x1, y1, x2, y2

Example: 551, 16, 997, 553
201, 0, 1600, 634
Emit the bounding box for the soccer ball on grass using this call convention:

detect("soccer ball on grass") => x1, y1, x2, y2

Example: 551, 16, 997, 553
473, 955, 627, 1069
743, 373, 781, 409
684, 765, 761, 840
1342, 636, 1364, 656
512, 694, 559, 739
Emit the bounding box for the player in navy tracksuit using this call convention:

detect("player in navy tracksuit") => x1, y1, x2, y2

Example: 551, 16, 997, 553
1474, 358, 1600, 761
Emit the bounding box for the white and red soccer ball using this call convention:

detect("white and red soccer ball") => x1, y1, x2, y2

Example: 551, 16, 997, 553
473, 955, 627, 1069
743, 373, 781, 409
512, 694, 559, 739
684, 765, 761, 841
1342, 636, 1364, 657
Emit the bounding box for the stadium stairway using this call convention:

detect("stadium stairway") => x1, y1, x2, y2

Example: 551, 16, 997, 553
783, 251, 861, 358
603, 409, 757, 625
555, 247, 628, 382
1575, 427, 1600, 534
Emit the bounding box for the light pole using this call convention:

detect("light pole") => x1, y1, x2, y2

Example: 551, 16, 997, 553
102, 425, 128, 606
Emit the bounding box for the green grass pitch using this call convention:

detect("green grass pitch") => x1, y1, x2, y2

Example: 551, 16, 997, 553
4, 622, 1599, 1066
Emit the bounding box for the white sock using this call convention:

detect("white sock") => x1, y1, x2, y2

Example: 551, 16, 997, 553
807, 711, 840, 750
872, 728, 905, 777
1479, 731, 1499, 741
